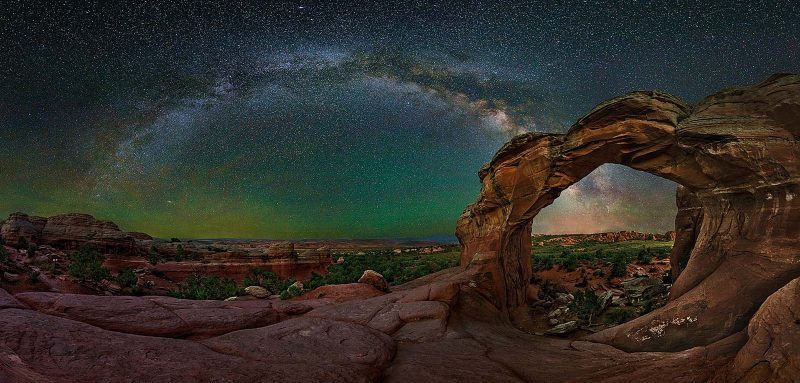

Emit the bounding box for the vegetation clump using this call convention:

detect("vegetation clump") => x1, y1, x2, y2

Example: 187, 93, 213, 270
68, 246, 110, 283
168, 273, 237, 300
117, 268, 138, 288
304, 249, 459, 290
568, 289, 601, 326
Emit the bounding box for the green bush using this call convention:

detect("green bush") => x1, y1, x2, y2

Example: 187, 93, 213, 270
117, 268, 138, 288
168, 273, 237, 300
635, 248, 651, 264
531, 253, 554, 271
241, 268, 292, 293
174, 244, 185, 262
569, 289, 602, 326
605, 307, 637, 324
280, 283, 303, 300
28, 270, 40, 283
0, 246, 8, 263
27, 244, 37, 257
147, 252, 160, 265
302, 250, 459, 289
556, 254, 578, 271
68, 246, 111, 282
610, 253, 628, 278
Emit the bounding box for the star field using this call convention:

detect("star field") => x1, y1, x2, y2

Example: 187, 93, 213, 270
1, 1, 798, 239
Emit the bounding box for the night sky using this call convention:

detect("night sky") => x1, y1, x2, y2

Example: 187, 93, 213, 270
1, 1, 798, 239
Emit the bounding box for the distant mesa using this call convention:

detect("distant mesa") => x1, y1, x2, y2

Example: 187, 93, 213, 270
0, 211, 333, 283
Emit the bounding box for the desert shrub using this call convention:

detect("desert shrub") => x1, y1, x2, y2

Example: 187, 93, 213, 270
174, 244, 185, 261
556, 254, 578, 271
168, 273, 237, 300
636, 248, 651, 264
170, 238, 181, 243
147, 252, 160, 265
303, 250, 459, 288
538, 280, 564, 301
68, 246, 111, 282
605, 307, 637, 324
17, 237, 28, 249
117, 268, 138, 288
531, 253, 554, 271
568, 289, 601, 326
0, 246, 8, 263
151, 269, 166, 278
280, 283, 303, 300
27, 244, 37, 257
610, 253, 628, 278
28, 270, 40, 283
241, 268, 292, 293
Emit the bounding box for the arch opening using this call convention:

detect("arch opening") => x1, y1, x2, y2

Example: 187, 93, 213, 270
526, 164, 681, 334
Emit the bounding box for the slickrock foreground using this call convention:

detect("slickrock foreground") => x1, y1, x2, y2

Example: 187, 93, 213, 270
2, 74, 798, 382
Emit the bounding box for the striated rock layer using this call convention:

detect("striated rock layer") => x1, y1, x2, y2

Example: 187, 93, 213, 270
456, 74, 800, 352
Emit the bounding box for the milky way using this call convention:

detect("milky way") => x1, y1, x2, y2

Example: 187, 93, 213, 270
1, 1, 798, 239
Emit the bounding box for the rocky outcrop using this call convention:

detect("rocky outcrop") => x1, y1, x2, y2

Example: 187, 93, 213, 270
0, 213, 46, 246
359, 269, 390, 292
457, 74, 800, 352
712, 277, 800, 382
669, 186, 704, 281
0, 213, 138, 254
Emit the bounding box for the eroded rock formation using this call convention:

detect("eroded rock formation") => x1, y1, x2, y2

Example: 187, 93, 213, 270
1, 213, 137, 254
1, 74, 798, 382
456, 73, 800, 352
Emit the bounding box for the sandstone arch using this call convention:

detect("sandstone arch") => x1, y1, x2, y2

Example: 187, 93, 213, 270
456, 74, 800, 352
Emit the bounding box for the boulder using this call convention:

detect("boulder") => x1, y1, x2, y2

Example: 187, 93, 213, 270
545, 320, 578, 335
359, 270, 389, 292
244, 286, 270, 299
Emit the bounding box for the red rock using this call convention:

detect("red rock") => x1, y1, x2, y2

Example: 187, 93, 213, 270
0, 288, 25, 309
669, 186, 704, 281
398, 301, 449, 322
201, 317, 395, 381
1, 212, 138, 254
457, 74, 800, 352
297, 283, 385, 303
14, 292, 284, 338
0, 213, 46, 246
713, 277, 800, 382
358, 269, 389, 292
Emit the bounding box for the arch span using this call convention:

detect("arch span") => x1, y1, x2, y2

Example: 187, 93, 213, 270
456, 74, 800, 352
